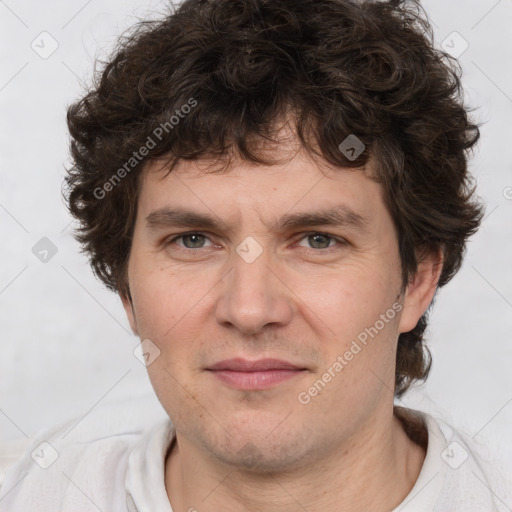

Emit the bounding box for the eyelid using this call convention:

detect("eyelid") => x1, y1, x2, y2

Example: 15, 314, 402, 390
166, 231, 216, 248
294, 231, 348, 250
165, 230, 347, 251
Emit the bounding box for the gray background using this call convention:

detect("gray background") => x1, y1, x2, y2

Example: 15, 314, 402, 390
1, 0, 511, 481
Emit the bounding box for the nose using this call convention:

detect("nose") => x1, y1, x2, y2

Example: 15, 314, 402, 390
215, 245, 293, 335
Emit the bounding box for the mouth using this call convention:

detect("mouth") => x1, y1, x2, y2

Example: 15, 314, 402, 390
205, 358, 308, 390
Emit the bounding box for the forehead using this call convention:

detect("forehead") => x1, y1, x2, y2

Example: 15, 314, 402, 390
138, 114, 385, 217
135, 149, 391, 243
143, 143, 380, 200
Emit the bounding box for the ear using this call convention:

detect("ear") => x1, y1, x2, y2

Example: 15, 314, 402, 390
398, 247, 444, 333
121, 291, 139, 336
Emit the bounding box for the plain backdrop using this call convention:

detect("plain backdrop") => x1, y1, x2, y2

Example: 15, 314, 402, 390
1, 0, 511, 482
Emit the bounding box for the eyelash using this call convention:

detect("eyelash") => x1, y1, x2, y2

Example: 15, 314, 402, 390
165, 231, 347, 253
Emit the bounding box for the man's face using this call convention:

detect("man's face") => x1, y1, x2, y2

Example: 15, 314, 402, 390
123, 137, 415, 472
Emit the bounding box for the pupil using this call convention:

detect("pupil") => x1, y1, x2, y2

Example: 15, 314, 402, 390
185, 234, 203, 248
310, 234, 329, 249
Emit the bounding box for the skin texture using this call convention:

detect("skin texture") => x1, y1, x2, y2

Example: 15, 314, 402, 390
122, 126, 442, 511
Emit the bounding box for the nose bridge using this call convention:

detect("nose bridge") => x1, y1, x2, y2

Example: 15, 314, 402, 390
215, 238, 292, 334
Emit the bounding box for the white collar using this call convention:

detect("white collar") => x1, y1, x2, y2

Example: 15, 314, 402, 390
391, 410, 448, 511
123, 409, 492, 512
125, 418, 175, 512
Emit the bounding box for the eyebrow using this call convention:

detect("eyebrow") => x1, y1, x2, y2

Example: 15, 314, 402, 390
145, 205, 369, 234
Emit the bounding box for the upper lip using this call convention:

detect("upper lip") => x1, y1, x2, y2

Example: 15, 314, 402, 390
207, 358, 304, 372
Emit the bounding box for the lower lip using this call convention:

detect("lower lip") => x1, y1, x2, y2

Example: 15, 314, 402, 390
208, 369, 306, 390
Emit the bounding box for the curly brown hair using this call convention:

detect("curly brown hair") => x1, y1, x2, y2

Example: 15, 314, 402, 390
65, 0, 484, 397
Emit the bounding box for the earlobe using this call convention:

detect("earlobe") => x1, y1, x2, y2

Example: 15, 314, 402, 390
398, 248, 444, 334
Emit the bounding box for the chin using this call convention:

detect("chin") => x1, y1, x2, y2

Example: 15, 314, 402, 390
198, 419, 317, 475
214, 441, 308, 475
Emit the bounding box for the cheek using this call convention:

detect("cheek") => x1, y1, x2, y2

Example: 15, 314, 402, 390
298, 265, 401, 388
305, 264, 398, 336
299, 306, 400, 423
128, 258, 204, 340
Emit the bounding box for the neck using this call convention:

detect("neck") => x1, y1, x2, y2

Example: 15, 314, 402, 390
165, 406, 427, 512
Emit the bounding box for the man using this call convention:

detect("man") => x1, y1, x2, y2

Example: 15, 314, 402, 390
1, 0, 509, 510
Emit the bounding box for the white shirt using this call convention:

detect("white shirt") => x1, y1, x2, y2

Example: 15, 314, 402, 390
0, 399, 510, 512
